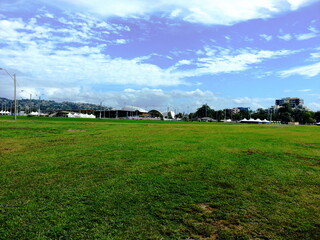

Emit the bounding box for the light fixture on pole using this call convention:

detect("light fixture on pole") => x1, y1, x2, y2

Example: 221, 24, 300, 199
21, 90, 33, 114
34, 93, 44, 116
0, 68, 17, 120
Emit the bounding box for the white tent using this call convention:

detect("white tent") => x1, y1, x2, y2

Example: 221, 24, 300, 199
66, 112, 96, 118
29, 111, 39, 116
162, 111, 175, 119
262, 119, 270, 123
19, 111, 27, 116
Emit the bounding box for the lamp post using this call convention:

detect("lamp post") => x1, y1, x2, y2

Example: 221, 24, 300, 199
100, 101, 102, 119
0, 68, 17, 120
21, 90, 32, 114
34, 94, 44, 116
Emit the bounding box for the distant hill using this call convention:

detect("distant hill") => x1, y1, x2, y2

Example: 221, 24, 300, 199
0, 97, 111, 112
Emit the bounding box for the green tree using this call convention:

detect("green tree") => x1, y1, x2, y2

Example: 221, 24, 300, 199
195, 104, 214, 118
175, 113, 183, 119
292, 109, 315, 124
292, 109, 304, 123
233, 113, 241, 121
278, 103, 293, 123
215, 110, 224, 121
239, 110, 250, 119
252, 108, 267, 120
314, 111, 320, 122
281, 112, 293, 123
303, 111, 315, 124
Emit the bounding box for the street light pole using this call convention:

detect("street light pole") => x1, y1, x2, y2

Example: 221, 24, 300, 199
14, 74, 17, 120
21, 90, 33, 114
0, 68, 17, 120
100, 101, 102, 119
38, 96, 41, 116
35, 94, 44, 116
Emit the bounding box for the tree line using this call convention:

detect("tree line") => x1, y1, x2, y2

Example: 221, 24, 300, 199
187, 104, 320, 124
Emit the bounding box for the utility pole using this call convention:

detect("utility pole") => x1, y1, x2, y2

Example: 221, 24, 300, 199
21, 90, 32, 113
13, 74, 17, 120
205, 103, 207, 117
29, 93, 32, 113
0, 68, 17, 120
38, 96, 41, 116
100, 102, 102, 119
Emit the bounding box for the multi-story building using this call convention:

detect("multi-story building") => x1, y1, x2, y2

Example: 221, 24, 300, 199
226, 107, 250, 114
237, 107, 250, 112
275, 97, 304, 108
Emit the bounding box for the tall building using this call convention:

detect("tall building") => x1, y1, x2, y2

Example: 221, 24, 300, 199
237, 107, 250, 111
275, 97, 304, 108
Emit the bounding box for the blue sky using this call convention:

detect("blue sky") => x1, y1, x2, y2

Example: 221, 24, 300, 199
0, 0, 319, 112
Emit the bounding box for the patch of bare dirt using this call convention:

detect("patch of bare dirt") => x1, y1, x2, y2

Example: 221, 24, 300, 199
67, 129, 86, 132
242, 149, 263, 155
0, 148, 13, 153
286, 153, 320, 167
197, 204, 215, 214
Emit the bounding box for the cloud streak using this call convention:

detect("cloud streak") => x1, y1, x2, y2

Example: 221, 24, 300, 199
280, 62, 320, 77
41, 0, 318, 25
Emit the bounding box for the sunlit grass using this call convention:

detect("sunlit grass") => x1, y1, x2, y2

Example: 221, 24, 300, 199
1, 116, 319, 239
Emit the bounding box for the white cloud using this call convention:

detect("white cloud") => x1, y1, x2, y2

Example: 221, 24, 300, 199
0, 15, 130, 47
0, 16, 183, 89
232, 97, 252, 104
260, 34, 273, 41
0, 45, 185, 87
287, 0, 318, 10
298, 89, 312, 92
295, 32, 318, 40
278, 33, 293, 41
279, 25, 319, 41
310, 52, 320, 59
25, 87, 219, 112
178, 60, 192, 65
4, 17, 295, 91
170, 9, 182, 17
41, 0, 318, 25
243, 36, 254, 42
1, 17, 184, 88
114, 39, 128, 44
309, 102, 320, 111
278, 32, 318, 41
44, 13, 54, 18
232, 97, 275, 109
171, 48, 295, 78
280, 62, 320, 77
232, 97, 274, 104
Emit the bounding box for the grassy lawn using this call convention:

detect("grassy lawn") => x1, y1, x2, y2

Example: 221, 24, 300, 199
0, 116, 319, 239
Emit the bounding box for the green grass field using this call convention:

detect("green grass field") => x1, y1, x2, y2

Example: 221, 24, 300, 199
1, 116, 319, 239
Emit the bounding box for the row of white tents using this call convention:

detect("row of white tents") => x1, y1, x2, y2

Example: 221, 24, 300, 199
240, 118, 271, 124
0, 110, 11, 115
28, 111, 48, 116
67, 113, 96, 118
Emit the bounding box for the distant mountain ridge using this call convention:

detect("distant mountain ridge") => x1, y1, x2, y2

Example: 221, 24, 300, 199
0, 97, 111, 112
